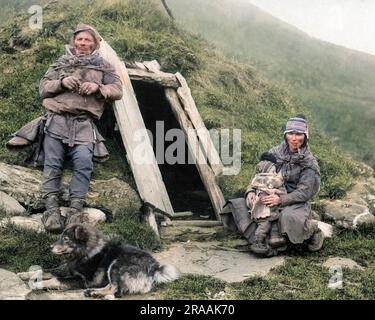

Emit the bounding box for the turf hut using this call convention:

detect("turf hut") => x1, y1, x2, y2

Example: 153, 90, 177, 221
99, 39, 226, 225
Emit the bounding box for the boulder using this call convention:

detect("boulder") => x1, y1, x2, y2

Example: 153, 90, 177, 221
0, 214, 44, 233
316, 220, 333, 238
322, 257, 365, 271
343, 177, 375, 214
0, 162, 141, 215
0, 208, 107, 232
0, 269, 31, 300
154, 241, 285, 283
0, 162, 43, 209
0, 191, 26, 216
60, 207, 107, 225
320, 199, 375, 229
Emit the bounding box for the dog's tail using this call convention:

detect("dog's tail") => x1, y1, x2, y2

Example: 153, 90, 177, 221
153, 264, 180, 284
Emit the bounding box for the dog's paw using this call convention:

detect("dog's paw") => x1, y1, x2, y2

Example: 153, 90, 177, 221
17, 272, 32, 281
83, 289, 94, 297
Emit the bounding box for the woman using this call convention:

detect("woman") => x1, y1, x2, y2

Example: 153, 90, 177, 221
246, 116, 324, 255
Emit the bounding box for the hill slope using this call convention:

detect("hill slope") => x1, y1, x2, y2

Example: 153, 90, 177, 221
168, 0, 375, 168
0, 0, 359, 200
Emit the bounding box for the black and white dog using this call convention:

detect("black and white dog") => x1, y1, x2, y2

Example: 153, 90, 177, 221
18, 224, 179, 299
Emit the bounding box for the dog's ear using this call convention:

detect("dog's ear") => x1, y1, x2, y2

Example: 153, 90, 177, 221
74, 225, 89, 242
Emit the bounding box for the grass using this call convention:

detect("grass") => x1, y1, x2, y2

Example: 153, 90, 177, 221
156, 226, 375, 300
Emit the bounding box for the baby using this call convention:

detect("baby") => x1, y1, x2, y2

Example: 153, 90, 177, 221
246, 152, 286, 255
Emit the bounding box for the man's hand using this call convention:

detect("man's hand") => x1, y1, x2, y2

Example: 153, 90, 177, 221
260, 194, 281, 208
78, 82, 99, 95
246, 192, 255, 209
61, 76, 81, 91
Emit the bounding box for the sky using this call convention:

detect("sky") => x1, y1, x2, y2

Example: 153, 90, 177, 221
247, 0, 375, 55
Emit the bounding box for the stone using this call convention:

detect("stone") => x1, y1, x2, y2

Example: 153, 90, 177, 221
0, 207, 107, 232
0, 191, 26, 216
320, 199, 374, 229
322, 257, 365, 271
343, 177, 375, 213
0, 269, 31, 300
60, 207, 107, 225
154, 241, 285, 283
315, 220, 333, 238
0, 162, 141, 215
0, 162, 43, 210
352, 212, 375, 228
0, 214, 44, 233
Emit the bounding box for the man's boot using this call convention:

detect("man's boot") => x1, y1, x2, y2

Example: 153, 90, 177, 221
307, 228, 324, 252
65, 198, 85, 226
42, 195, 65, 233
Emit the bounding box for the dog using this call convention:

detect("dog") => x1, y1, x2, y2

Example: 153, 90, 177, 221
18, 224, 180, 299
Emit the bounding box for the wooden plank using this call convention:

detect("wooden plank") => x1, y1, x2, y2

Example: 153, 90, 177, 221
172, 220, 223, 228
165, 88, 225, 220
175, 72, 224, 177
127, 68, 179, 88
142, 60, 161, 72
98, 39, 174, 216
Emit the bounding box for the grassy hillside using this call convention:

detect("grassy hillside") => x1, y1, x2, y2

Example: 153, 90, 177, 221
0, 0, 359, 200
168, 0, 375, 168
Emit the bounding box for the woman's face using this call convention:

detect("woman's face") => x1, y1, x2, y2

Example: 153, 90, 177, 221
285, 132, 305, 152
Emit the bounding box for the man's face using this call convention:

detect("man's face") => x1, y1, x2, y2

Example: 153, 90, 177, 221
74, 31, 96, 55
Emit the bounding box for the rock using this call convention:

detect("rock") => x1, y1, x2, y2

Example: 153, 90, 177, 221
83, 208, 107, 224
0, 162, 141, 214
26, 290, 90, 300
26, 289, 159, 300
0, 269, 31, 300
352, 212, 375, 228
343, 177, 375, 213
320, 199, 374, 229
322, 257, 365, 271
0, 207, 107, 232
0, 162, 43, 209
0, 214, 44, 233
315, 220, 333, 238
154, 241, 285, 283
0, 191, 26, 216
60, 207, 107, 225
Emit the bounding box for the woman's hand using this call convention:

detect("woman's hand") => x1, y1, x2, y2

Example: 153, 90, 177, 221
79, 82, 99, 95
260, 194, 281, 207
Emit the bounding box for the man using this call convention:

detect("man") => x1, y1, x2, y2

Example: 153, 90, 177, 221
40, 24, 123, 233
